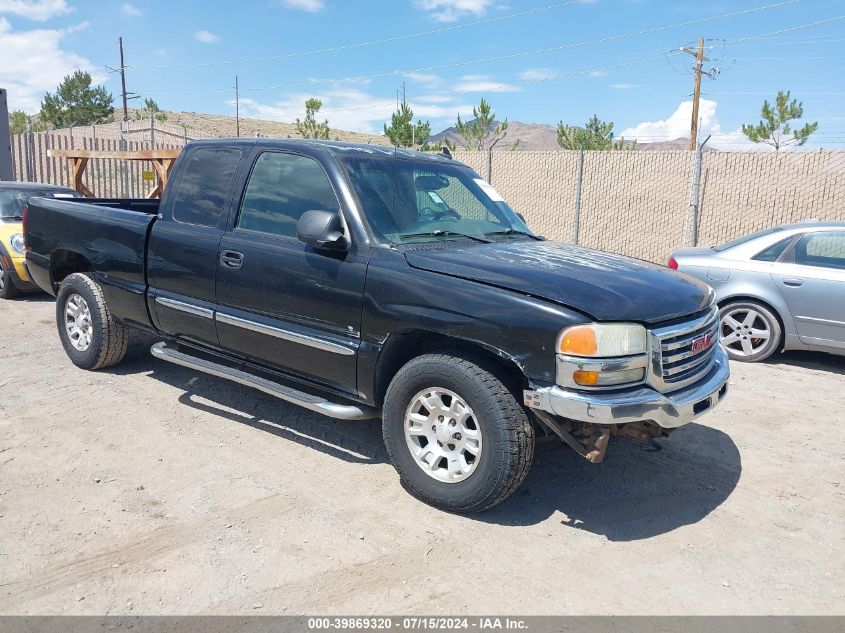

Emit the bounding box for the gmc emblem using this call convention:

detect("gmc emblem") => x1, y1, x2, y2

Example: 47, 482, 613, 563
691, 332, 714, 355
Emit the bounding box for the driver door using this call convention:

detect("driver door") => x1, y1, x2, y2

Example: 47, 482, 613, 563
214, 150, 367, 395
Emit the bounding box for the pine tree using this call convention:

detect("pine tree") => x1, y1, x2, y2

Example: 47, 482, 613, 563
384, 100, 431, 148
741, 91, 818, 151
39, 71, 114, 128
455, 98, 508, 150
296, 98, 330, 140
557, 115, 626, 150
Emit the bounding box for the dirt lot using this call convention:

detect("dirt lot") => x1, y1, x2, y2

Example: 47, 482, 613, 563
1, 296, 843, 615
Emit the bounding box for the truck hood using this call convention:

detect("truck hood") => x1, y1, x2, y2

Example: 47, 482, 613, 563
403, 240, 713, 324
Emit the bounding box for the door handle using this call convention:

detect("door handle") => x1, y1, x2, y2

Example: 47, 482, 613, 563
783, 278, 804, 287
220, 250, 244, 270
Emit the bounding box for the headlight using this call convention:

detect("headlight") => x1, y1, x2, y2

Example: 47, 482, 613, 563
558, 323, 647, 357
557, 323, 649, 388
9, 233, 25, 254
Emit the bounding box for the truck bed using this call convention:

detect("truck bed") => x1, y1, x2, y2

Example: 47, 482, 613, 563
25, 197, 160, 329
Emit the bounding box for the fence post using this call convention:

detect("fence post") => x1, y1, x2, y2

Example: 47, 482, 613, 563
120, 120, 129, 198
150, 111, 156, 146
486, 147, 493, 183
688, 135, 710, 246
24, 129, 34, 182
573, 145, 585, 245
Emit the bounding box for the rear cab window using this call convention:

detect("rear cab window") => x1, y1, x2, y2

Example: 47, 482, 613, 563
172, 147, 242, 227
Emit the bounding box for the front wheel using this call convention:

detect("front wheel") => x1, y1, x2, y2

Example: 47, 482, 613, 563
0, 259, 22, 299
382, 354, 534, 513
56, 273, 129, 370
719, 301, 782, 362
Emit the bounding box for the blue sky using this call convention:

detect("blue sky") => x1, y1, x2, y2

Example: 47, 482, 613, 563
2, 0, 844, 148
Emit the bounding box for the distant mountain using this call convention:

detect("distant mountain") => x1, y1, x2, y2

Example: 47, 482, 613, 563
430, 120, 560, 151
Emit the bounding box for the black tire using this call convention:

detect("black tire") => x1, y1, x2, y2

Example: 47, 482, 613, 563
382, 353, 534, 513
56, 273, 129, 370
0, 259, 22, 299
719, 300, 782, 362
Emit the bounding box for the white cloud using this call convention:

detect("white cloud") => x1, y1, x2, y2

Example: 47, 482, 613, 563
454, 74, 520, 93
415, 0, 493, 22
194, 30, 219, 43
610, 83, 638, 90
236, 88, 474, 135
0, 0, 69, 21
280, 0, 324, 10
519, 68, 556, 82
618, 99, 768, 150
0, 17, 101, 113
121, 3, 141, 16
403, 71, 440, 85
590, 70, 607, 77
620, 99, 718, 143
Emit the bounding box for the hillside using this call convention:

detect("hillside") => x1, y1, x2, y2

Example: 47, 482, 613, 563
430, 121, 560, 151
142, 109, 388, 144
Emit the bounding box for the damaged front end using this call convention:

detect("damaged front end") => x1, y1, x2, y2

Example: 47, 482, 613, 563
529, 408, 671, 464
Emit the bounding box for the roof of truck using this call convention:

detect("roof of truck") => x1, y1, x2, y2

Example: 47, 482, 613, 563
0, 181, 78, 192
186, 138, 461, 165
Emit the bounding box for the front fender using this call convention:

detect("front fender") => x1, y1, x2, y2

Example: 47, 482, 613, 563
357, 248, 587, 403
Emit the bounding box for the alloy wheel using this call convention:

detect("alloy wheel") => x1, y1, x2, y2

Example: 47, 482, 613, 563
404, 387, 482, 484
720, 307, 772, 357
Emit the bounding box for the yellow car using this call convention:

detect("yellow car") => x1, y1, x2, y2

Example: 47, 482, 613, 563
0, 182, 80, 299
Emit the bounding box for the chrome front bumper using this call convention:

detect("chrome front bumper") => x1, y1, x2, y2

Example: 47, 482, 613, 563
524, 346, 730, 429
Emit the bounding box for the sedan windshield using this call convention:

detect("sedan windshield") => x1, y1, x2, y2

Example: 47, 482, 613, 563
0, 190, 78, 220
339, 156, 534, 244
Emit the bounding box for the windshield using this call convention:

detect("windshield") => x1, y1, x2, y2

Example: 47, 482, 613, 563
713, 227, 783, 251
338, 156, 533, 244
0, 189, 78, 220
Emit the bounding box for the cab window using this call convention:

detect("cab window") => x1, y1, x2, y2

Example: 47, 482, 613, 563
237, 152, 340, 239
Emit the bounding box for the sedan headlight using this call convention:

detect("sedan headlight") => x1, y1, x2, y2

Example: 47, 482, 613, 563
9, 233, 25, 254
558, 323, 648, 357
557, 323, 648, 388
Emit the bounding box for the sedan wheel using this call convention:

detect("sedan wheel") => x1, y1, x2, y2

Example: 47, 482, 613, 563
719, 301, 782, 362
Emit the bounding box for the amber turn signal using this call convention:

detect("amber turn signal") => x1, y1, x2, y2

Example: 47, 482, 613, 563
559, 325, 598, 356
572, 370, 600, 386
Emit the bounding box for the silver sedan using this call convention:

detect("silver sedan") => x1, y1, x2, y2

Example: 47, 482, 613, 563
669, 221, 845, 362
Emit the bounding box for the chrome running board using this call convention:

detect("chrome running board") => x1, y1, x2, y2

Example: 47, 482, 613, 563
150, 342, 379, 421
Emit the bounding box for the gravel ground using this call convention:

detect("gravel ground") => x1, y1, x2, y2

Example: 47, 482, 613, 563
1, 296, 843, 615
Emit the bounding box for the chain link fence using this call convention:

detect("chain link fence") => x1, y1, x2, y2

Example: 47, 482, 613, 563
454, 148, 845, 263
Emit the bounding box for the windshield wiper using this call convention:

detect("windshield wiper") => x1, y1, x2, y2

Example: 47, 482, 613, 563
484, 228, 543, 240
399, 230, 492, 244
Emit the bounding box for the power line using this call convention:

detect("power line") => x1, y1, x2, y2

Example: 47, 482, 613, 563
142, 0, 584, 70
141, 0, 800, 97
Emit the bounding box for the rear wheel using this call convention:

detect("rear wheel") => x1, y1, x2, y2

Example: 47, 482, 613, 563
719, 301, 782, 362
0, 259, 22, 299
382, 353, 534, 513
56, 273, 129, 370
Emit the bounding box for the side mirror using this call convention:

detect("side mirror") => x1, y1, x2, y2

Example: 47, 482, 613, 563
296, 210, 348, 252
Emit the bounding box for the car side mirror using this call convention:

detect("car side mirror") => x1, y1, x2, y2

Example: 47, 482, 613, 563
296, 210, 348, 252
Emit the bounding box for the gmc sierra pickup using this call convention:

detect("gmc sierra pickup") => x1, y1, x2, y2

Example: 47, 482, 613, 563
24, 139, 730, 512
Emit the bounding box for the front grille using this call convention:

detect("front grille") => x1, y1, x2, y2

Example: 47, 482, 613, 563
650, 307, 720, 393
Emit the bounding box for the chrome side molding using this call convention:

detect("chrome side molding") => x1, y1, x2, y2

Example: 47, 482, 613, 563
215, 312, 356, 356
155, 296, 214, 319
150, 342, 378, 421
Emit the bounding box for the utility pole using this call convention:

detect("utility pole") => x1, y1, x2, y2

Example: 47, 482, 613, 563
107, 37, 138, 121
119, 37, 129, 122
234, 75, 240, 137
681, 37, 717, 150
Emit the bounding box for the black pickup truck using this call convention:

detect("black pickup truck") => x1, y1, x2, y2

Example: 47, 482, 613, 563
24, 139, 730, 512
